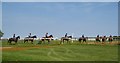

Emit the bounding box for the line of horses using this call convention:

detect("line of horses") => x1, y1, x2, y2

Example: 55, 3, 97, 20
7, 35, 114, 45
78, 36, 113, 44
7, 35, 54, 45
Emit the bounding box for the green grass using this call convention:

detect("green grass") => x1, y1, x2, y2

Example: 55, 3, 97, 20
2, 40, 118, 61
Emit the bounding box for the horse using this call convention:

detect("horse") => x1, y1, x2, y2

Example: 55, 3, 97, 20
60, 36, 72, 44
8, 36, 20, 44
96, 36, 102, 42
78, 37, 88, 44
101, 36, 107, 44
40, 35, 53, 44
102, 36, 107, 42
24, 35, 37, 44
108, 36, 113, 43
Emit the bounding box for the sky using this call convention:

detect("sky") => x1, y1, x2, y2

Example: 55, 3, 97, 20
2, 0, 120, 2
2, 2, 118, 38
0, 1, 1, 30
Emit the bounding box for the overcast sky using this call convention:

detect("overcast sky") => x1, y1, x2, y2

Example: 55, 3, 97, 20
2, 2, 118, 38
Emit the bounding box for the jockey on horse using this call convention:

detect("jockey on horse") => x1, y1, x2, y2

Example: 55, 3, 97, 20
24, 33, 37, 43
45, 33, 48, 38
28, 33, 31, 38
82, 34, 84, 38
60, 33, 72, 44
39, 33, 53, 44
8, 34, 20, 44
65, 33, 67, 38
13, 34, 16, 39
108, 35, 113, 43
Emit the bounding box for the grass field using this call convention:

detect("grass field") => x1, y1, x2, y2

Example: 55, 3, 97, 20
1, 40, 118, 61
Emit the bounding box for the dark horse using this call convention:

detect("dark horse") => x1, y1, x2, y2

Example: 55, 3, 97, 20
102, 36, 107, 42
96, 37, 102, 42
24, 35, 37, 44
78, 37, 88, 43
101, 36, 107, 44
60, 36, 72, 44
108, 36, 113, 42
8, 36, 20, 44
39, 35, 53, 44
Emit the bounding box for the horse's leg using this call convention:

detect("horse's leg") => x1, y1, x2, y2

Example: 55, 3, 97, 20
63, 39, 64, 44
83, 39, 84, 43
15, 40, 17, 44
79, 39, 81, 44
24, 40, 28, 43
47, 40, 49, 44
9, 41, 11, 45
31, 40, 33, 44
60, 39, 64, 44
60, 40, 61, 44
41, 39, 45, 44
109, 39, 112, 44
24, 40, 26, 43
98, 40, 100, 43
8, 40, 10, 44
79, 39, 81, 43
108, 39, 110, 44
95, 39, 97, 45
84, 39, 86, 44
67, 40, 69, 44
68, 40, 71, 44
67, 40, 68, 44
60, 39, 62, 44
83, 40, 86, 44
102, 39, 105, 45
97, 39, 100, 45
43, 40, 45, 44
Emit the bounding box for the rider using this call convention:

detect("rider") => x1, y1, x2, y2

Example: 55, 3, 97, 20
97, 35, 99, 37
13, 34, 16, 38
82, 34, 84, 38
28, 33, 31, 38
13, 34, 16, 39
65, 33, 67, 38
110, 35, 112, 37
45, 33, 48, 38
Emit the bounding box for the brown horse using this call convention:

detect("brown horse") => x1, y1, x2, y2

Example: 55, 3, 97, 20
8, 36, 20, 44
108, 35, 113, 42
24, 35, 37, 44
78, 37, 88, 43
60, 36, 72, 44
96, 37, 102, 42
102, 36, 107, 42
40, 35, 53, 44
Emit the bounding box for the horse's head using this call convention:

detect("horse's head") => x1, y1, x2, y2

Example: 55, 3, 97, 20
68, 36, 72, 38
49, 35, 53, 38
33, 35, 37, 38
30, 35, 37, 38
17, 36, 20, 39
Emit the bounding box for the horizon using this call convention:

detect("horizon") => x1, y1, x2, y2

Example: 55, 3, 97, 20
2, 2, 118, 38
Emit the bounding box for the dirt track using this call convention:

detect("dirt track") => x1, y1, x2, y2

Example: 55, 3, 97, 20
1, 45, 52, 51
